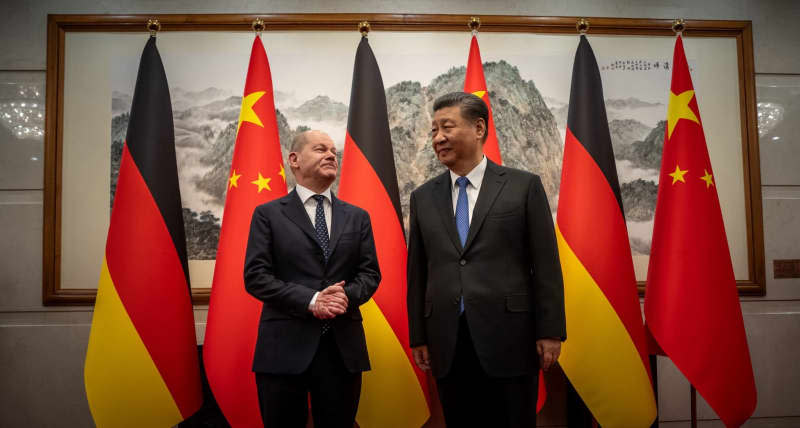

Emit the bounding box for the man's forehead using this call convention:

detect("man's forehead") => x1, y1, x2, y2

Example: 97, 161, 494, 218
305, 134, 334, 147
433, 106, 462, 121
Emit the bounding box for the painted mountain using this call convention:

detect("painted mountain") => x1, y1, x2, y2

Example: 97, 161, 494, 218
111, 61, 663, 259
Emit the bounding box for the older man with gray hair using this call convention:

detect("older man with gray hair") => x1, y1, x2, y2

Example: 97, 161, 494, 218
244, 130, 381, 428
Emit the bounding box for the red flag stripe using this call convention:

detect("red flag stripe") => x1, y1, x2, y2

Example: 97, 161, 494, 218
339, 131, 430, 398
557, 128, 651, 367
106, 143, 202, 417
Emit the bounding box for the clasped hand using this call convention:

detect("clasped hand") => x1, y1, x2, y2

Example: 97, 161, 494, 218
311, 281, 348, 319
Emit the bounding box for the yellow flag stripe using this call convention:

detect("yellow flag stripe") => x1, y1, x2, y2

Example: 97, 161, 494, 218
556, 227, 657, 427
357, 299, 430, 428
84, 258, 183, 427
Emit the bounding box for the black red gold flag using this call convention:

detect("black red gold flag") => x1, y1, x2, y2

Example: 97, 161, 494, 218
84, 36, 203, 427
338, 36, 431, 427
556, 35, 657, 427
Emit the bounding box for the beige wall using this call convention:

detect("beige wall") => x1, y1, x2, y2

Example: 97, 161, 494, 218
1, 0, 798, 426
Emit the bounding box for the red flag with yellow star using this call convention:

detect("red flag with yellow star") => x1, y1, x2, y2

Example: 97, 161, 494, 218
644, 35, 756, 427
203, 35, 288, 427
463, 33, 547, 412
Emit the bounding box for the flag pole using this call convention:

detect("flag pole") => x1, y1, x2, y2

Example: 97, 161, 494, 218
672, 18, 698, 428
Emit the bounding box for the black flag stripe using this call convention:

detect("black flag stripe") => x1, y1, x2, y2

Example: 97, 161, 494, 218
346, 37, 403, 226
124, 36, 190, 283
566, 35, 624, 212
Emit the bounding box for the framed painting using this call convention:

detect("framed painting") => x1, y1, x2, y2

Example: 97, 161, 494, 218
43, 14, 764, 304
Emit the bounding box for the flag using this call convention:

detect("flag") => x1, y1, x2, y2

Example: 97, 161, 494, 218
464, 32, 547, 411
84, 36, 203, 427
203, 35, 288, 427
463, 34, 502, 164
338, 36, 430, 428
555, 34, 657, 427
644, 35, 756, 427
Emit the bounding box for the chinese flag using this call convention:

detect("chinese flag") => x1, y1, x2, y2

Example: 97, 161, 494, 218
203, 35, 288, 427
644, 35, 756, 427
463, 33, 546, 412
84, 36, 203, 427
338, 36, 431, 428
555, 35, 656, 427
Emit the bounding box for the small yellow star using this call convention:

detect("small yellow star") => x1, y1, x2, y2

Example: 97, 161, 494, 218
251, 172, 272, 193
278, 164, 286, 182
237, 91, 266, 132
668, 164, 688, 185
471, 90, 487, 99
228, 169, 241, 189
700, 169, 714, 188
667, 90, 700, 139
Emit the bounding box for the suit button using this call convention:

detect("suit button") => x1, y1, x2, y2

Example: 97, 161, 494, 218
459, 259, 466, 266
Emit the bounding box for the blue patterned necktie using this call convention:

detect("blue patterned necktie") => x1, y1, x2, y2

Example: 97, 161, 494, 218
455, 177, 470, 247
312, 195, 330, 262
455, 176, 469, 314
312, 194, 332, 334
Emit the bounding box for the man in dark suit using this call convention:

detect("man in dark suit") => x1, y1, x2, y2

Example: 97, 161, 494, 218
244, 130, 380, 428
407, 92, 566, 427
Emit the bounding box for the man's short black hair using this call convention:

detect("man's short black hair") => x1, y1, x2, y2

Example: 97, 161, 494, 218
433, 92, 489, 140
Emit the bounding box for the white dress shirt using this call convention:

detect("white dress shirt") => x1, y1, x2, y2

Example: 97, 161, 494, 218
449, 156, 487, 225
294, 183, 332, 236
294, 183, 333, 309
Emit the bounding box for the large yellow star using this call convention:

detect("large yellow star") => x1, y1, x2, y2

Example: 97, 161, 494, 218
237, 91, 266, 132
471, 90, 487, 99
667, 90, 700, 139
228, 169, 241, 189
700, 169, 714, 188
251, 172, 272, 193
668, 164, 688, 184
278, 164, 286, 182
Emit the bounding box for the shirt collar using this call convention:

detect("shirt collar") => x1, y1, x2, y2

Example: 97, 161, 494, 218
450, 155, 487, 190
295, 183, 332, 204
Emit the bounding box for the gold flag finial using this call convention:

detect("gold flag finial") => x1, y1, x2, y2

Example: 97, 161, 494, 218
672, 19, 686, 35
468, 16, 481, 33
359, 21, 370, 37
146, 19, 161, 37
252, 18, 265, 36
576, 18, 590, 34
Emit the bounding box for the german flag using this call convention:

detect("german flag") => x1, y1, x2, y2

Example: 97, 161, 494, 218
644, 35, 756, 427
338, 36, 431, 427
203, 35, 288, 427
555, 35, 657, 427
84, 37, 203, 427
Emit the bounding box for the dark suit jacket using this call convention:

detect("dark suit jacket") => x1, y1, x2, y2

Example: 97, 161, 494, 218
244, 189, 380, 375
407, 160, 566, 378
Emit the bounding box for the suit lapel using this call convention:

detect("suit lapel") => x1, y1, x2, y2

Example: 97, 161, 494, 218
433, 171, 464, 253
281, 189, 320, 246
328, 194, 347, 256
463, 160, 507, 252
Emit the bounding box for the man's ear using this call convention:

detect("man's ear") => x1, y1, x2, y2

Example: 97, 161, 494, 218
288, 152, 298, 168
475, 118, 487, 141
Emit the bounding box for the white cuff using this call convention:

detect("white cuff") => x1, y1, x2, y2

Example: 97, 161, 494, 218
308, 292, 320, 311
